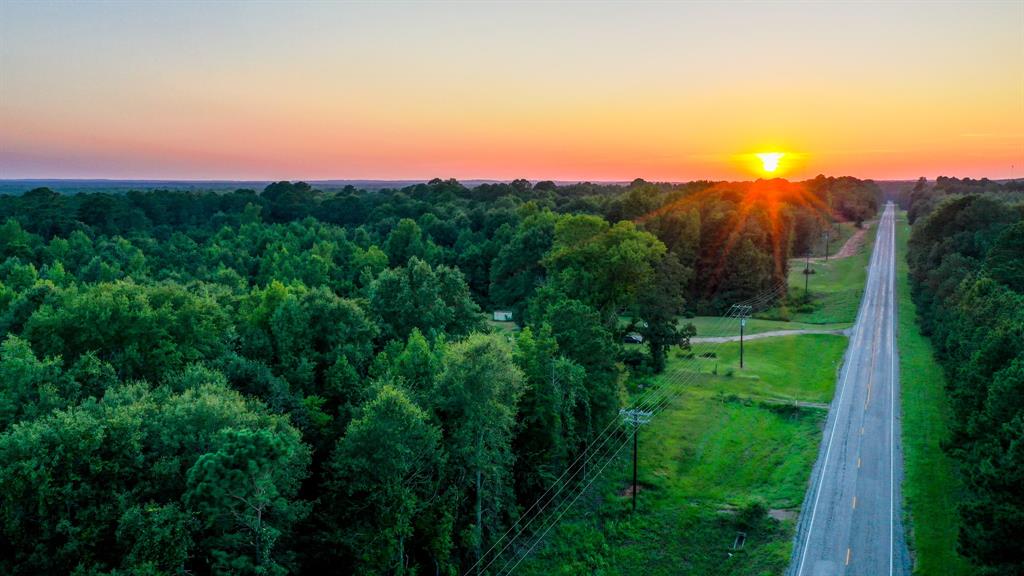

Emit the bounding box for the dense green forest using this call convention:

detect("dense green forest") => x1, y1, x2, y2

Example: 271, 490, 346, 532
905, 180, 1024, 575
0, 176, 878, 575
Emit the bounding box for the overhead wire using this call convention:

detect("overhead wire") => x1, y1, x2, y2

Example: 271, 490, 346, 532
467, 279, 791, 575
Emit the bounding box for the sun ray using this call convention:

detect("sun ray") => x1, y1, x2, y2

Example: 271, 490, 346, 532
634, 176, 836, 302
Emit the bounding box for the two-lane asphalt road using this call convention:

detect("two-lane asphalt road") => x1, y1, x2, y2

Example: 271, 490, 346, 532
787, 203, 911, 576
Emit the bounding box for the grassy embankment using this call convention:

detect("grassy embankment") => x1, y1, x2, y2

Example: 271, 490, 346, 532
518, 333, 848, 576
894, 212, 972, 575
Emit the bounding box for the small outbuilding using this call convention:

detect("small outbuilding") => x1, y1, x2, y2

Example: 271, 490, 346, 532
492, 310, 514, 322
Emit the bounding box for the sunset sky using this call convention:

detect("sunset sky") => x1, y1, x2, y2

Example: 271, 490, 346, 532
1, 1, 1021, 182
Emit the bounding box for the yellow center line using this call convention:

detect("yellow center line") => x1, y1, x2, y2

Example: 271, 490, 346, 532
863, 277, 885, 410
852, 496, 857, 509
857, 457, 861, 468
846, 548, 852, 566
860, 426, 864, 435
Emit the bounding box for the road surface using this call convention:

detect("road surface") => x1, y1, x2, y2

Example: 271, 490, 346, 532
787, 203, 911, 576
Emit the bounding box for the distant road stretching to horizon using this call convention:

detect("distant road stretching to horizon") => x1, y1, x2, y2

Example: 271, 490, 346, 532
788, 203, 912, 576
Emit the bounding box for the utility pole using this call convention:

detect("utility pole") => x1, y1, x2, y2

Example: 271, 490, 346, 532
825, 193, 834, 263
620, 408, 652, 512
804, 252, 811, 297
740, 317, 745, 368
734, 304, 752, 369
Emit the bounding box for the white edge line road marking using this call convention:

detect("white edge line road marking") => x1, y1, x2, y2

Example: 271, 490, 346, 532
889, 205, 896, 575
795, 207, 884, 575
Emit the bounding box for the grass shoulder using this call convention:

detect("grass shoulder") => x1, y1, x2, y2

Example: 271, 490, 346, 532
894, 211, 972, 575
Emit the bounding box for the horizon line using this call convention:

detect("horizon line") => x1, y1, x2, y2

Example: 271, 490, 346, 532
2, 175, 998, 186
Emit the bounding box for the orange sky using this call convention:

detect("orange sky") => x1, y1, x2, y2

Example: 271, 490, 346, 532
1, 2, 1022, 181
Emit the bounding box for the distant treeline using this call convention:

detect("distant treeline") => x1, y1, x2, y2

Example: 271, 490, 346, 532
0, 176, 878, 314
893, 176, 1024, 222
906, 183, 1024, 575
0, 176, 878, 575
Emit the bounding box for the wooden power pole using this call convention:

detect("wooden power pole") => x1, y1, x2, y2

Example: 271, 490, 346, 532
620, 408, 652, 512
734, 304, 752, 369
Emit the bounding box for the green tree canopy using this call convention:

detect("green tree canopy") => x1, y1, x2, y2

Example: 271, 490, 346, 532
431, 333, 524, 569
324, 385, 445, 575
369, 257, 482, 342
543, 215, 665, 320
0, 378, 309, 576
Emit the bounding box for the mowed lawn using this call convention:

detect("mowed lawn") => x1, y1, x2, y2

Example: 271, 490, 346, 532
519, 333, 848, 576
689, 335, 847, 404
894, 213, 972, 575
686, 316, 849, 338
783, 220, 875, 325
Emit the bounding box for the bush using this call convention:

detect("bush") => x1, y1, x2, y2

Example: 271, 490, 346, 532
754, 305, 791, 322
736, 499, 768, 530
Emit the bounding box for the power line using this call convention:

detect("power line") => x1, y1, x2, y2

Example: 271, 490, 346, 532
472, 300, 772, 574
493, 303, 784, 575
470, 308, 754, 575
467, 281, 791, 575
494, 213, 866, 573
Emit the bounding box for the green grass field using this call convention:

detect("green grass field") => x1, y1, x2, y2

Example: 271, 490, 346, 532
894, 212, 972, 575
780, 221, 875, 325
688, 335, 847, 404
686, 316, 849, 338
518, 333, 848, 575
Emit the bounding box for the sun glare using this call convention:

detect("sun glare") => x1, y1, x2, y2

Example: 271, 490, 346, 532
756, 152, 784, 174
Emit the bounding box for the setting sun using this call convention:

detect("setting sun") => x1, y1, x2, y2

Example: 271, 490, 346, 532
756, 152, 785, 174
